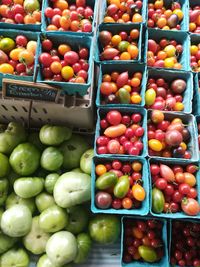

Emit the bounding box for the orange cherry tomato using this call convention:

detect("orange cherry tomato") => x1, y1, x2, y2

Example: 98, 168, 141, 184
102, 74, 112, 82
127, 45, 139, 59
111, 71, 119, 81
24, 14, 36, 24
50, 61, 62, 74
104, 124, 127, 138
130, 77, 140, 87
132, 184, 146, 201
54, 0, 68, 11
33, 10, 41, 22
58, 44, 71, 56
120, 52, 131, 60
132, 13, 143, 23
60, 16, 71, 30
104, 16, 115, 23
121, 13, 130, 22
111, 35, 122, 46
46, 25, 58, 31
132, 227, 144, 239
131, 93, 142, 104
157, 17, 167, 28
19, 50, 34, 66
132, 161, 142, 172
184, 172, 196, 187
95, 164, 107, 176
123, 85, 131, 93
134, 72, 142, 80
110, 82, 118, 93
130, 29, 139, 40
122, 198, 133, 209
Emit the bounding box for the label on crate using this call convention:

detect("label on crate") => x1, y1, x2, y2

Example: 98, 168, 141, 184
2, 79, 60, 102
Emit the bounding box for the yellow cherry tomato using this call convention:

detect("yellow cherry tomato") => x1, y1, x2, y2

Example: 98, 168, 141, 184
148, 139, 163, 152
132, 184, 146, 201
164, 57, 175, 68
61, 66, 74, 80
173, 9, 184, 20
0, 63, 14, 74
9, 48, 24, 61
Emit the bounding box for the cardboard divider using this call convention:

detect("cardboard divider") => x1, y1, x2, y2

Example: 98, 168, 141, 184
147, 68, 193, 114
95, 23, 143, 64
121, 216, 169, 267
148, 158, 200, 219
148, 109, 199, 162
91, 156, 149, 215
96, 63, 147, 107
95, 107, 147, 157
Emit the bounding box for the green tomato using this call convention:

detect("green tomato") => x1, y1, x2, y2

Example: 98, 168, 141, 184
89, 214, 120, 244
0, 233, 17, 254
0, 153, 10, 177
0, 178, 9, 206
71, 168, 83, 173
40, 147, 64, 171
0, 208, 3, 226
46, 231, 78, 266
118, 41, 130, 52
28, 132, 46, 151
66, 205, 89, 234
39, 125, 72, 146
96, 172, 118, 190
152, 188, 165, 214
5, 192, 36, 214
145, 88, 156, 106
0, 122, 27, 155
138, 245, 158, 263
1, 205, 32, 237
118, 88, 131, 104
37, 254, 73, 267
74, 233, 92, 264
0, 248, 29, 267
44, 173, 59, 194
59, 134, 89, 170
39, 205, 69, 233
9, 143, 41, 176
23, 216, 50, 255
80, 148, 94, 175
14, 177, 44, 198
113, 175, 129, 199
0, 38, 15, 53
35, 192, 55, 212
54, 172, 91, 208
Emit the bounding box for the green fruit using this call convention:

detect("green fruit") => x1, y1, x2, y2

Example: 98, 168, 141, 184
46, 231, 78, 266
54, 172, 91, 208
74, 233, 92, 264
0, 38, 15, 53
0, 122, 27, 155
28, 132, 46, 151
23, 216, 50, 255
0, 153, 10, 177
0, 208, 3, 226
71, 168, 83, 173
39, 125, 72, 146
89, 214, 120, 244
145, 88, 156, 106
9, 143, 41, 176
59, 134, 89, 170
80, 148, 94, 175
118, 88, 131, 104
14, 177, 44, 198
66, 205, 89, 235
39, 205, 69, 233
113, 175, 130, 199
5, 192, 36, 214
44, 173, 59, 194
0, 178, 9, 206
96, 172, 118, 190
24, 0, 40, 12
118, 41, 130, 52
1, 205, 32, 237
138, 245, 158, 263
152, 188, 165, 214
41, 147, 64, 171
0, 248, 29, 267
0, 233, 17, 254
35, 192, 55, 212
37, 254, 73, 267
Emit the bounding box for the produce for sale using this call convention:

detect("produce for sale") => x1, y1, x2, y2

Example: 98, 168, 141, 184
96, 110, 145, 155
145, 76, 186, 111
103, 0, 143, 23
190, 42, 200, 72
148, 1, 183, 30
0, 121, 97, 266
99, 28, 139, 61
89, 214, 120, 244
0, 0, 41, 25
95, 159, 145, 210
150, 162, 200, 216
147, 37, 183, 69
45, 0, 94, 32
39, 37, 90, 83
170, 220, 200, 267
197, 121, 200, 152
99, 70, 143, 105
189, 4, 200, 33
0, 34, 37, 76
148, 110, 193, 159
123, 218, 165, 264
